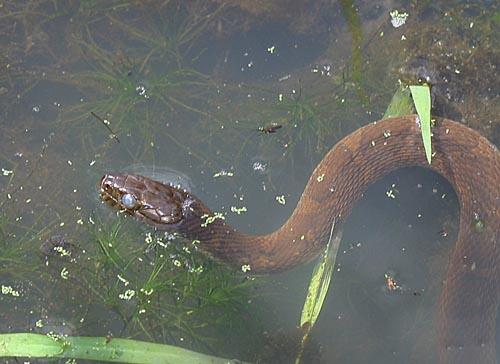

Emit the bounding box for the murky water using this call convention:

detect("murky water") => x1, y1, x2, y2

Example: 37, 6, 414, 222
0, 1, 498, 363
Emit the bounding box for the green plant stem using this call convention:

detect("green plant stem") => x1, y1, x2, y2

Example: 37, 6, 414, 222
0, 333, 247, 364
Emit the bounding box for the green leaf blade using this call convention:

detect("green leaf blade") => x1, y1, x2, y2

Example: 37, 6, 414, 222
409, 85, 432, 164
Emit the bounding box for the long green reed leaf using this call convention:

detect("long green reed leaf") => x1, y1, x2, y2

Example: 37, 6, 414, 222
295, 220, 343, 364
0, 333, 246, 364
409, 85, 432, 164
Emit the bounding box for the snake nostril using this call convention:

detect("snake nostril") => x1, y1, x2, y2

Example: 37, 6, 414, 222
100, 175, 114, 193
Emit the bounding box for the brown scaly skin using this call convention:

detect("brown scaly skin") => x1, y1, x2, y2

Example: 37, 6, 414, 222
100, 115, 499, 364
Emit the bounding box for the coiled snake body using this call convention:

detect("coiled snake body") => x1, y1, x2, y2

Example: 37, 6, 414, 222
100, 115, 499, 363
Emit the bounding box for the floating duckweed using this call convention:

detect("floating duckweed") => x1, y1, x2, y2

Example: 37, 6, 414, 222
389, 9, 409, 28
213, 170, 234, 178
119, 289, 136, 300
1, 285, 20, 297
230, 206, 247, 215
140, 288, 154, 296
60, 267, 69, 280
54, 246, 71, 257
144, 232, 153, 244
173, 259, 182, 267
276, 195, 286, 205
117, 274, 129, 286
46, 331, 67, 343
200, 212, 225, 227
188, 265, 204, 274
385, 184, 398, 199
473, 217, 485, 233
267, 45, 276, 54
386, 190, 396, 199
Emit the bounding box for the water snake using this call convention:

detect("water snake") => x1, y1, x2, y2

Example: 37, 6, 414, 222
100, 115, 499, 363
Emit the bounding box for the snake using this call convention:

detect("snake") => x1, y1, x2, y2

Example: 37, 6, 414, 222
100, 115, 499, 363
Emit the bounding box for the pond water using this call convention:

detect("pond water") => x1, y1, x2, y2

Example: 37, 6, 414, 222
0, 1, 498, 363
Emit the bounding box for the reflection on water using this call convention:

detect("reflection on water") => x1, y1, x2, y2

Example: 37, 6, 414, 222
0, 1, 498, 363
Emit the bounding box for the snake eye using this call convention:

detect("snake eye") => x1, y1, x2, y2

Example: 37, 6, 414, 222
121, 193, 138, 209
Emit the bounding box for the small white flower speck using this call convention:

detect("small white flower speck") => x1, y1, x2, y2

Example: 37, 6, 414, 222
241, 264, 251, 273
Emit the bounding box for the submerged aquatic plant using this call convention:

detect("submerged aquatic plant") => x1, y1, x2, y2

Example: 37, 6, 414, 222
1, 1, 225, 164
58, 30, 214, 139
68, 214, 261, 351
101, 1, 228, 65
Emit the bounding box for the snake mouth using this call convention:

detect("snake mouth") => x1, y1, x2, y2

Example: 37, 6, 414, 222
99, 174, 127, 211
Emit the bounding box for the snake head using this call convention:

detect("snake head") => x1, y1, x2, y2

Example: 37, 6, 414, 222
100, 173, 196, 228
